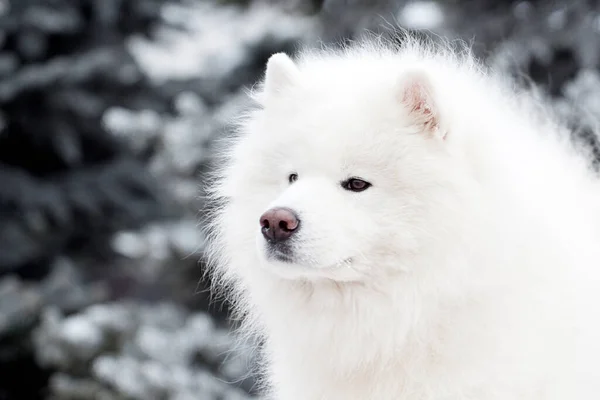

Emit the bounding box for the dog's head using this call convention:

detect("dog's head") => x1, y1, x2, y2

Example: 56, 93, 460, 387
209, 50, 475, 284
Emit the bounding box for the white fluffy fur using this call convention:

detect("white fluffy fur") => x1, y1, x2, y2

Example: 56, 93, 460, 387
204, 34, 600, 399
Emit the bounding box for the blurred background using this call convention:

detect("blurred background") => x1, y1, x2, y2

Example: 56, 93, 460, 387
0, 0, 599, 399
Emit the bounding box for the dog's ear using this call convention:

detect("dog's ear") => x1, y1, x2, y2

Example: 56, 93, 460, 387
263, 53, 300, 95
397, 70, 446, 139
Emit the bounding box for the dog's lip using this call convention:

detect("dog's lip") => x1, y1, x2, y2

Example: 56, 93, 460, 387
290, 257, 354, 270
264, 251, 353, 270
259, 253, 360, 282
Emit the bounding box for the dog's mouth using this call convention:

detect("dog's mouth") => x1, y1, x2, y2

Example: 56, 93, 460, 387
258, 237, 358, 280
266, 249, 354, 271
277, 258, 359, 283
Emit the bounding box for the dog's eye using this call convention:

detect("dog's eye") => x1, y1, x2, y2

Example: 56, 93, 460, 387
288, 173, 298, 184
342, 178, 371, 192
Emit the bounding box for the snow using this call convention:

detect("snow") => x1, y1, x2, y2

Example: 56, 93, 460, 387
398, 1, 444, 31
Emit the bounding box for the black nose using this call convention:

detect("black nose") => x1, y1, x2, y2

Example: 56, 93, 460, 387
260, 207, 300, 243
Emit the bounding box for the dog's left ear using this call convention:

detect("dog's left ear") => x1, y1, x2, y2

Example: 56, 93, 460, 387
263, 53, 300, 96
397, 70, 446, 139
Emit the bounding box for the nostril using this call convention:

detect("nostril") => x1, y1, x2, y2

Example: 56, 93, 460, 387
279, 219, 298, 232
262, 219, 270, 229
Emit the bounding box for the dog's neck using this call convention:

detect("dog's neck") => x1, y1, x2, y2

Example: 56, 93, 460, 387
253, 271, 443, 372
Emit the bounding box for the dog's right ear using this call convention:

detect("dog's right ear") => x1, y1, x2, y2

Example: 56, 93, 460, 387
263, 53, 300, 95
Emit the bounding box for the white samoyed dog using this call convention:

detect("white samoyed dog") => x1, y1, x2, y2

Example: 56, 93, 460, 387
204, 34, 600, 399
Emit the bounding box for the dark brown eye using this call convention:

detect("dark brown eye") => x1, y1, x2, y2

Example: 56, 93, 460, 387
342, 178, 371, 192
288, 173, 298, 184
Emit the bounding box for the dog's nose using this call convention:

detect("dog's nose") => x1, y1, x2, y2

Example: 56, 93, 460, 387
260, 207, 300, 243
